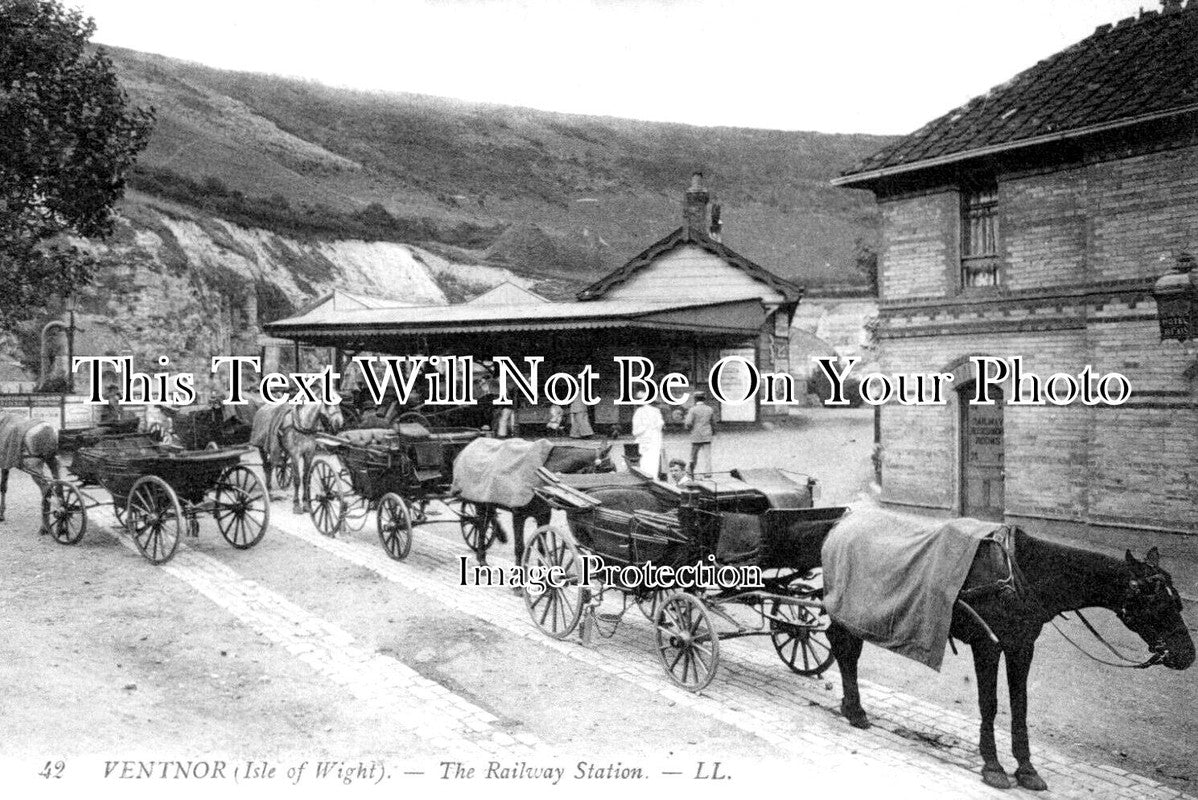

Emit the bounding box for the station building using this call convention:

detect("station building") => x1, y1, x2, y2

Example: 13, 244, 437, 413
265, 177, 803, 431
834, 2, 1198, 542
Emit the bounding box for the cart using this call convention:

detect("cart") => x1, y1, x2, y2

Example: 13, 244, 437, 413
527, 469, 848, 691
41, 441, 269, 565
307, 426, 485, 558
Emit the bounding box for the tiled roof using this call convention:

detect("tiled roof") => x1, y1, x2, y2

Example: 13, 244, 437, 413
577, 226, 802, 302
836, 4, 1198, 184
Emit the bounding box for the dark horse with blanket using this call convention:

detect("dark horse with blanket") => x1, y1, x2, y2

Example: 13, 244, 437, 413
451, 437, 614, 566
822, 509, 1194, 791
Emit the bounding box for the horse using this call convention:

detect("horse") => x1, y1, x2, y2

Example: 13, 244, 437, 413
252, 402, 344, 514
827, 528, 1194, 791
0, 414, 61, 522
486, 441, 615, 567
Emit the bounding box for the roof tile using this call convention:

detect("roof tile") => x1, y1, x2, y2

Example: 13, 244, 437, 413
840, 6, 1198, 181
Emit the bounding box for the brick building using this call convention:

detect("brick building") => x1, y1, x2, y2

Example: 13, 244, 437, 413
834, 2, 1198, 541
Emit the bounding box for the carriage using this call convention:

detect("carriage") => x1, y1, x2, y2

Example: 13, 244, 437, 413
307, 425, 486, 558
527, 468, 848, 691
56, 417, 144, 453
40, 440, 270, 565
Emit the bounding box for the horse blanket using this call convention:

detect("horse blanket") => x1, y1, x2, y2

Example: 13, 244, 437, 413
822, 508, 1004, 670
451, 438, 554, 508
0, 414, 44, 469
249, 404, 292, 463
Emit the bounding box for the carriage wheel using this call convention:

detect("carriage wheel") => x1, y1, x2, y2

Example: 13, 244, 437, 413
308, 460, 346, 536
769, 595, 835, 676
398, 412, 430, 428
522, 525, 585, 639
213, 465, 270, 549
458, 500, 498, 553
274, 458, 294, 491
41, 480, 87, 545
655, 592, 720, 692
377, 493, 413, 560
126, 475, 183, 564
635, 589, 671, 622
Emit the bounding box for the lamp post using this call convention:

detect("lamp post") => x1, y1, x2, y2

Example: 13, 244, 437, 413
63, 294, 77, 394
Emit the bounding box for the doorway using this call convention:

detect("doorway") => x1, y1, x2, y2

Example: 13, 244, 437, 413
959, 382, 1004, 520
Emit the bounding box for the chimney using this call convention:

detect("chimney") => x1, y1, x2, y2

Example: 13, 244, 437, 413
1162, 0, 1182, 12
683, 172, 710, 235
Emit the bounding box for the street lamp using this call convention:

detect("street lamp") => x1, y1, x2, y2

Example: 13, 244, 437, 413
63, 294, 77, 394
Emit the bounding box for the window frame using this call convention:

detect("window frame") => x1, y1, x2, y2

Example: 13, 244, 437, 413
959, 180, 1001, 291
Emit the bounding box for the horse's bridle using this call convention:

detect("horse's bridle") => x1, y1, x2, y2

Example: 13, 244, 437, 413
290, 404, 336, 436
1055, 575, 1184, 670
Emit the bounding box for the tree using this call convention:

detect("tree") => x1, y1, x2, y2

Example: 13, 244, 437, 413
0, 0, 154, 330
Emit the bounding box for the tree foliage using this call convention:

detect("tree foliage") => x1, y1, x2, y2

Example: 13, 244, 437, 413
853, 237, 879, 295
0, 0, 153, 329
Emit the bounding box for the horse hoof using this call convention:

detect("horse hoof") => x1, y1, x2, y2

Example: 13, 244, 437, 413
292, 504, 304, 515
982, 767, 1012, 790
1015, 769, 1048, 791
495, 531, 508, 544
840, 702, 871, 729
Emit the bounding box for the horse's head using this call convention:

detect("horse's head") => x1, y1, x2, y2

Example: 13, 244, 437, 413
319, 401, 345, 434
1119, 548, 1194, 670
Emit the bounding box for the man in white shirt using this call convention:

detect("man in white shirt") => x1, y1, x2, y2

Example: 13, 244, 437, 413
630, 387, 664, 479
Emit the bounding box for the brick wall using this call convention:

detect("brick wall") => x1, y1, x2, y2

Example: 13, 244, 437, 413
878, 191, 957, 300
873, 140, 1198, 536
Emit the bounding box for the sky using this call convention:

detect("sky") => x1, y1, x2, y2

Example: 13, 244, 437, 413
72, 0, 1157, 135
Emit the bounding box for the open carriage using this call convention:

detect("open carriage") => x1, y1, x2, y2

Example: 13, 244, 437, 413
41, 440, 269, 565
307, 425, 486, 558
529, 468, 848, 691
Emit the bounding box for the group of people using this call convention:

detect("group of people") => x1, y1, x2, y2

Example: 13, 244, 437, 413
630, 388, 715, 482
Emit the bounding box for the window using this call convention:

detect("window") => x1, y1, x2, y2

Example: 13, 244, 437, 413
961, 184, 999, 288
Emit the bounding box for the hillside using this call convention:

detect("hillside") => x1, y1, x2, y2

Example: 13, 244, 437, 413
106, 46, 892, 291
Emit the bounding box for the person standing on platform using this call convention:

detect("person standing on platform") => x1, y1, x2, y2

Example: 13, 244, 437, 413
631, 388, 664, 478
684, 389, 715, 478
568, 394, 593, 439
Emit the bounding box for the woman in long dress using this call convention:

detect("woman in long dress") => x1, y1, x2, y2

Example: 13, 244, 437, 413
568, 395, 593, 438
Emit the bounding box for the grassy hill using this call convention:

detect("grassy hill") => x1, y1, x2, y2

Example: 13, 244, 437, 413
108, 46, 892, 292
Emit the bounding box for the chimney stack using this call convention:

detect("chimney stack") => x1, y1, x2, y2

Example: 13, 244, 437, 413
683, 172, 710, 235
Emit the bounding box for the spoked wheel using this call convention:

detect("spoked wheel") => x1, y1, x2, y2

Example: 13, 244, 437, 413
274, 458, 294, 491
213, 465, 270, 549
458, 500, 499, 554
126, 475, 184, 564
308, 460, 347, 536
769, 593, 834, 676
377, 492, 413, 560
41, 480, 87, 545
655, 592, 720, 692
522, 525, 585, 639
636, 588, 671, 622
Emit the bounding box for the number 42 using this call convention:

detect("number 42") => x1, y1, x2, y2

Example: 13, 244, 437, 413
38, 761, 65, 779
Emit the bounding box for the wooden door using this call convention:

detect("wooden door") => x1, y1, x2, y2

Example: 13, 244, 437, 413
960, 384, 1004, 520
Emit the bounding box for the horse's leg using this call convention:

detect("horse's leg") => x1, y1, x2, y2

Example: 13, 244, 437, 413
0, 467, 8, 522
971, 641, 1010, 789
300, 448, 313, 514
260, 447, 276, 498
827, 622, 870, 728
1007, 643, 1047, 790
291, 446, 306, 515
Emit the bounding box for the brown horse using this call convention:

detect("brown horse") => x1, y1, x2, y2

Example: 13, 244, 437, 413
253, 402, 344, 514
0, 416, 60, 522
827, 529, 1194, 791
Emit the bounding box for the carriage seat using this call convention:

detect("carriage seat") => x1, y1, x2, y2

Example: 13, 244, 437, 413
729, 468, 813, 509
